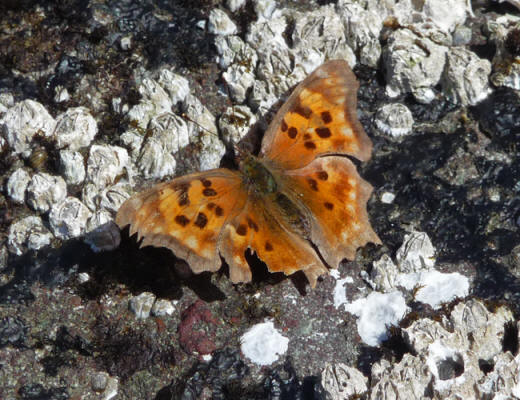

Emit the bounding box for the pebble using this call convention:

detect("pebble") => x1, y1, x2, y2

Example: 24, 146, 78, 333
48, 197, 92, 240
375, 103, 414, 138
26, 173, 67, 213
54, 107, 97, 151
59, 150, 86, 185
6, 168, 31, 204
151, 299, 175, 317
84, 210, 121, 252
129, 292, 156, 319
1, 99, 56, 157
208, 9, 238, 35
7, 216, 53, 255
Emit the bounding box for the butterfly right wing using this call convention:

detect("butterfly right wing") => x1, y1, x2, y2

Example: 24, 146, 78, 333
116, 169, 248, 274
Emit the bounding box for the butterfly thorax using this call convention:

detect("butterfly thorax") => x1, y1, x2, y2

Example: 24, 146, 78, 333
239, 152, 312, 240
239, 153, 278, 195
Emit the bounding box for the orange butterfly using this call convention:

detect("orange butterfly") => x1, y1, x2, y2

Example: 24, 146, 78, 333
116, 60, 381, 288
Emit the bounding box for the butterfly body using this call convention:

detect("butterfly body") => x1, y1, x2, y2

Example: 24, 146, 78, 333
117, 60, 381, 287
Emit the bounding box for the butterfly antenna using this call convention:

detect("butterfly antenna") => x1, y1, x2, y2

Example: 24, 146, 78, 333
180, 112, 219, 139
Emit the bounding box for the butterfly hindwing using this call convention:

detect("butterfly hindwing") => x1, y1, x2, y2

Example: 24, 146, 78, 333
281, 156, 381, 269
219, 196, 328, 287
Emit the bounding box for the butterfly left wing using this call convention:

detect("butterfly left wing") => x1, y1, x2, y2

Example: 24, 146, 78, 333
116, 169, 248, 274
259, 60, 373, 170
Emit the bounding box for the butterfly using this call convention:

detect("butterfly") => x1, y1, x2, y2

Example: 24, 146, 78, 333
116, 60, 381, 288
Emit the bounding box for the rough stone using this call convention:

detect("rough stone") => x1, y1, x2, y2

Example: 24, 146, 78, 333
383, 26, 449, 102
156, 69, 190, 105
129, 292, 156, 319
219, 105, 257, 146
48, 197, 92, 240
53, 107, 97, 150
84, 210, 121, 252
26, 173, 67, 213
7, 216, 53, 255
86, 145, 129, 189
321, 363, 368, 399
6, 168, 31, 204
59, 150, 86, 185
396, 231, 436, 272
137, 112, 189, 179
375, 103, 414, 139
441, 47, 492, 106
1, 99, 56, 157
151, 299, 175, 317
208, 9, 237, 36
126, 78, 172, 129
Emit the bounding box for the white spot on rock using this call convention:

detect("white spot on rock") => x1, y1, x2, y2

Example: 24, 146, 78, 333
346, 291, 408, 346
240, 320, 289, 365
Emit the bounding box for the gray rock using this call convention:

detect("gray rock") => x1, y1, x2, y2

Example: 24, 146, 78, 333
338, 2, 382, 68
151, 299, 175, 317
97, 183, 132, 214
383, 26, 448, 102
86, 144, 129, 189
49, 197, 92, 240
375, 103, 414, 139
219, 105, 257, 146
434, 148, 480, 186
84, 211, 121, 253
396, 231, 436, 272
181, 94, 226, 172
222, 64, 255, 103
321, 363, 368, 399
441, 47, 492, 106
370, 355, 431, 400
54, 107, 97, 151
137, 112, 190, 179
486, 15, 520, 90
215, 35, 258, 70
129, 292, 156, 319
156, 69, 190, 105
91, 371, 108, 391
291, 5, 356, 66
370, 254, 399, 293
119, 129, 144, 162
6, 168, 31, 204
7, 216, 53, 255
374, 300, 517, 399
26, 173, 67, 213
422, 0, 472, 33
0, 245, 7, 271
226, 0, 246, 12
1, 99, 56, 157
126, 78, 172, 129
59, 150, 86, 185
253, 0, 277, 20
53, 85, 70, 103
208, 9, 237, 36
0, 92, 14, 114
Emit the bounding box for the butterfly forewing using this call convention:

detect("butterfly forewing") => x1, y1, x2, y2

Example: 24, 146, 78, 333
259, 60, 373, 170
